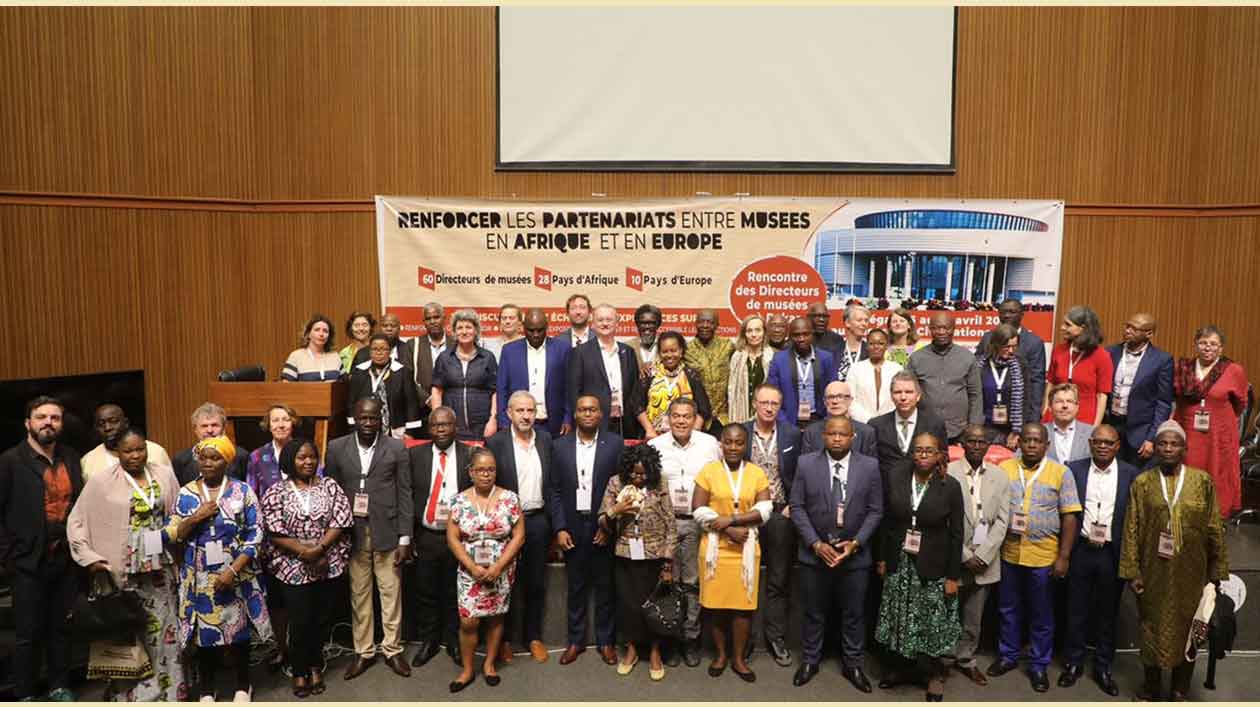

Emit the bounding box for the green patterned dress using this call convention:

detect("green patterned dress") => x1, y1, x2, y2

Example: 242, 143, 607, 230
876, 549, 962, 659
105, 481, 188, 701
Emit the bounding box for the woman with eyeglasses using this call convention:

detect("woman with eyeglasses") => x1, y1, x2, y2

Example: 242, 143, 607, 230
1043, 305, 1113, 427
1171, 325, 1248, 518
977, 324, 1025, 450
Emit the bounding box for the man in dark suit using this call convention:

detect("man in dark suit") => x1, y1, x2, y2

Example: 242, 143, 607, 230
807, 301, 845, 360
172, 402, 249, 484
977, 298, 1046, 423
555, 293, 593, 349
0, 397, 83, 701
352, 311, 415, 369
407, 406, 472, 668
325, 397, 414, 680
1059, 424, 1138, 696
868, 371, 948, 482
406, 302, 450, 439
742, 383, 803, 666
551, 394, 622, 666
484, 391, 563, 663
1104, 313, 1174, 466
567, 303, 641, 439
496, 307, 572, 437
788, 416, 883, 691
802, 380, 877, 457
767, 317, 837, 429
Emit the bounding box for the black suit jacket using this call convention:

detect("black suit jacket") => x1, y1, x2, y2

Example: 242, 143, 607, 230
869, 407, 949, 481
408, 440, 473, 532
0, 442, 84, 572
1067, 457, 1140, 566
550, 431, 623, 537
879, 465, 964, 580
802, 417, 877, 458
347, 360, 421, 433
567, 338, 642, 438
484, 428, 563, 529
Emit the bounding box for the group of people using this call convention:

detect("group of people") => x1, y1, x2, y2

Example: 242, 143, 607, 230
0, 294, 1244, 701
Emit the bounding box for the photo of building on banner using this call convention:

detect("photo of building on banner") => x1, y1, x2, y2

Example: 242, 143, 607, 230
375, 197, 1063, 349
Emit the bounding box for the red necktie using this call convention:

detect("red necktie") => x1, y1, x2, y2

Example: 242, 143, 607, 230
425, 450, 447, 525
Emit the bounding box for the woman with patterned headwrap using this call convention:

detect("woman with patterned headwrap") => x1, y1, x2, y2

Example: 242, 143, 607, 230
635, 332, 712, 440
1119, 420, 1229, 701
168, 436, 273, 702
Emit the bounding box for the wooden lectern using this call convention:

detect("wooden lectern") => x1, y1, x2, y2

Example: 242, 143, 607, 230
206, 381, 348, 459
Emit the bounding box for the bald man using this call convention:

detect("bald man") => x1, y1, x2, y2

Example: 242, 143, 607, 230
495, 308, 572, 437
81, 403, 172, 481
1103, 313, 1174, 465
905, 312, 982, 443
802, 381, 876, 457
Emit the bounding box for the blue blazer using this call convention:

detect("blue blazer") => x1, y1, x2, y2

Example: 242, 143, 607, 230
1105, 344, 1174, 450
789, 449, 883, 569
496, 337, 572, 435
550, 431, 623, 537
741, 421, 802, 496
766, 347, 838, 427
1067, 457, 1139, 565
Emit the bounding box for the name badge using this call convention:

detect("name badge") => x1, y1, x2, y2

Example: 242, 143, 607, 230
142, 529, 164, 558
835, 502, 846, 527
536, 401, 548, 420
991, 404, 1008, 425
797, 399, 812, 421
473, 540, 495, 566
1089, 522, 1109, 544
353, 492, 370, 518
204, 540, 227, 567
610, 390, 623, 419
1158, 530, 1175, 559
434, 499, 450, 523
972, 519, 988, 547
1194, 409, 1211, 432
629, 536, 646, 560
671, 482, 691, 513
903, 529, 922, 555
1010, 511, 1029, 536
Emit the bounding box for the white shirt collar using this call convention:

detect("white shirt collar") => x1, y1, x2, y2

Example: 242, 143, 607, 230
1090, 458, 1118, 475
577, 431, 599, 448
1054, 421, 1076, 435
527, 339, 547, 353
670, 433, 694, 450
513, 428, 537, 450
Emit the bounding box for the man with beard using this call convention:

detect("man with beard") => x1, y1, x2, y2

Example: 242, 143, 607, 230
81, 402, 172, 480
0, 396, 84, 701
557, 293, 593, 349
630, 304, 662, 380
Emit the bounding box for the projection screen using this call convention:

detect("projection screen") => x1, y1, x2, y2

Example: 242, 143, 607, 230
497, 6, 956, 172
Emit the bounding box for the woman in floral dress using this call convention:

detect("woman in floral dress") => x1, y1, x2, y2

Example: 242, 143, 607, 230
168, 436, 273, 702
68, 427, 188, 701
445, 447, 524, 692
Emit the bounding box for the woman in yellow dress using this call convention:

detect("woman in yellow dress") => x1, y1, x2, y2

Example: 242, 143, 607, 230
692, 424, 772, 682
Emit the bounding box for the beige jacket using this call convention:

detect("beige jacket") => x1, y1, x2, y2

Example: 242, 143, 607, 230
68, 462, 180, 586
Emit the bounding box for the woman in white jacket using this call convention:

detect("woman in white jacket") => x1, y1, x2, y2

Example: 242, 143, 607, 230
847, 329, 903, 423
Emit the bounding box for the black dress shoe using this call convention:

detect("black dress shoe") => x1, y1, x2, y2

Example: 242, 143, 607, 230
767, 638, 792, 667
449, 677, 473, 693
844, 667, 873, 693
1095, 671, 1119, 697
412, 642, 440, 668
793, 663, 820, 687
484, 674, 501, 687
1030, 670, 1050, 692
1059, 663, 1083, 687
683, 639, 702, 668
986, 659, 1018, 677
926, 692, 943, 702
664, 644, 681, 667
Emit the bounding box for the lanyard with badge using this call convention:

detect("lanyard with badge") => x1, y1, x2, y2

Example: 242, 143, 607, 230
904, 476, 929, 554
576, 440, 594, 513
1010, 459, 1046, 536
530, 346, 549, 419
1193, 361, 1214, 431
1088, 466, 1112, 544
968, 468, 988, 547
723, 462, 747, 516
124, 467, 165, 559
471, 489, 500, 566
796, 356, 814, 420
1067, 347, 1084, 380
354, 444, 374, 518
1158, 467, 1185, 559
989, 361, 1010, 425
200, 481, 229, 567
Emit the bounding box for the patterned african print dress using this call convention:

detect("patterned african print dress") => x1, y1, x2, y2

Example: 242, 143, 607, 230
169, 478, 274, 648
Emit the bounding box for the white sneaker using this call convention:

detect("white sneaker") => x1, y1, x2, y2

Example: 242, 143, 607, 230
199, 695, 215, 703
232, 689, 251, 702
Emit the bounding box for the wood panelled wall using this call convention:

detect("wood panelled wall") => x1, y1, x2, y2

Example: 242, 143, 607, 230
1, 6, 1259, 447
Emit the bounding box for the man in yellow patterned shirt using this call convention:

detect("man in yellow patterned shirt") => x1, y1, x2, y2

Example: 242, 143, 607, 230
988, 422, 1080, 693
684, 309, 735, 430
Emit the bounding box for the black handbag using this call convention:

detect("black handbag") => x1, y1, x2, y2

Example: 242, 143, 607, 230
69, 571, 149, 642
641, 578, 689, 640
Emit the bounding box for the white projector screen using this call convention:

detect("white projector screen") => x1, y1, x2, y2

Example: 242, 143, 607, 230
497, 6, 956, 172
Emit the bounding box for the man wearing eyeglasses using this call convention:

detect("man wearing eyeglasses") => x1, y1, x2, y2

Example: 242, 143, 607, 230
1103, 314, 1174, 466
802, 381, 876, 458
1059, 424, 1138, 696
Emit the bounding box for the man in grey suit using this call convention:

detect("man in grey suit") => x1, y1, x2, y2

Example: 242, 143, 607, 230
977, 298, 1047, 424
1046, 383, 1093, 465
947, 424, 1011, 686
327, 397, 415, 681
789, 416, 882, 691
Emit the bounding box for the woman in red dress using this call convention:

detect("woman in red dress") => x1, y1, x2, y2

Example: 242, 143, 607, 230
1043, 305, 1113, 427
1173, 325, 1249, 518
